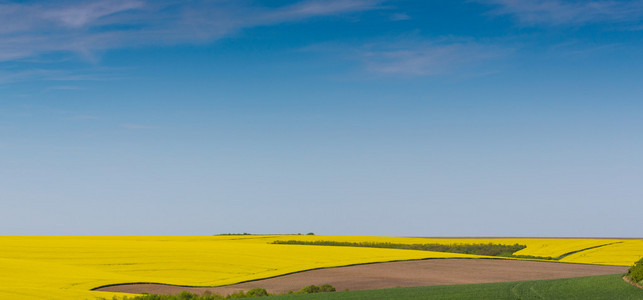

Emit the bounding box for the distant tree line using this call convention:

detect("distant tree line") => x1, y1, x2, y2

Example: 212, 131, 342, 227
271, 240, 527, 257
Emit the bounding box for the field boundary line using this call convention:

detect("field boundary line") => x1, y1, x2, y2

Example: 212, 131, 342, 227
92, 257, 626, 292
556, 242, 623, 260
93, 257, 500, 291
622, 276, 643, 289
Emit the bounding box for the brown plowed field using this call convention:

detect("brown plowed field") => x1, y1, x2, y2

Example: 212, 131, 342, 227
96, 259, 628, 296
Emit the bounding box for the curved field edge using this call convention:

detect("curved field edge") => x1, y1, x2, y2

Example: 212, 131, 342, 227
256, 274, 643, 300
0, 236, 488, 300
95, 258, 628, 297
269, 240, 626, 261
1, 235, 641, 300
560, 240, 643, 265
263, 235, 643, 265
91, 258, 480, 291
270, 240, 528, 257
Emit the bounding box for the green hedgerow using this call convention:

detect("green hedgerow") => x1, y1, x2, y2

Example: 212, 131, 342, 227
627, 257, 643, 283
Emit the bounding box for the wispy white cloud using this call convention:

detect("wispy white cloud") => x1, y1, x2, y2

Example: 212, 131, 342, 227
304, 36, 510, 77
0, 67, 125, 84
352, 37, 509, 76
260, 0, 380, 22
42, 0, 145, 28
47, 86, 86, 91
390, 13, 411, 21
0, 0, 381, 63
481, 0, 643, 26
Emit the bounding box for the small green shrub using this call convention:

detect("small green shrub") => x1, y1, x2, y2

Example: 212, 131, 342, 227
627, 257, 643, 284
246, 288, 268, 297
177, 291, 199, 300
119, 284, 335, 300
120, 291, 224, 300
319, 284, 336, 292
296, 284, 335, 294
298, 285, 321, 294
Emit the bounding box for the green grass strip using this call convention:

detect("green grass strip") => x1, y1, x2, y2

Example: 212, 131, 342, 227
266, 274, 642, 300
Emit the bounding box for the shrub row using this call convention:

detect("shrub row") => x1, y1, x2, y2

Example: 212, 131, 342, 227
627, 257, 643, 284
215, 233, 315, 236
271, 240, 527, 257
117, 284, 335, 300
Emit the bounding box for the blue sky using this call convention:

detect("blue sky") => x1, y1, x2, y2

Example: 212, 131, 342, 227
1, 0, 642, 236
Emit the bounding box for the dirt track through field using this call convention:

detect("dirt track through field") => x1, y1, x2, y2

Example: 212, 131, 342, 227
96, 259, 628, 296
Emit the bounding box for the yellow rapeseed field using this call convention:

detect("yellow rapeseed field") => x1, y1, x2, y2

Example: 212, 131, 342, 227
560, 239, 643, 266
0, 235, 640, 299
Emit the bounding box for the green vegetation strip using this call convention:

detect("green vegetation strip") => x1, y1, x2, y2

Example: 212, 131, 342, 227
265, 274, 642, 300
114, 275, 642, 300
627, 257, 643, 286
271, 240, 527, 257
115, 285, 336, 300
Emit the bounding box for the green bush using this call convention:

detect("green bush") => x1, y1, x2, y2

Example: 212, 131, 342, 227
298, 285, 321, 294
627, 257, 643, 284
296, 284, 335, 294
119, 291, 225, 300
319, 284, 336, 292
119, 284, 335, 300
246, 288, 269, 297
263, 274, 643, 300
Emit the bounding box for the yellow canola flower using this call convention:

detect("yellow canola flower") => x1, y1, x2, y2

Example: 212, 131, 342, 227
0, 235, 641, 300
560, 240, 643, 266
264, 235, 622, 259
0, 235, 482, 300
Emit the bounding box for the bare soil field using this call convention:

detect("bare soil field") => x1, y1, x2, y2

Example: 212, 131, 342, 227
415, 237, 643, 240
96, 259, 628, 296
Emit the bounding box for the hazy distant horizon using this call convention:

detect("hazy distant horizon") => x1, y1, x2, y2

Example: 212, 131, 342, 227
1, 0, 642, 237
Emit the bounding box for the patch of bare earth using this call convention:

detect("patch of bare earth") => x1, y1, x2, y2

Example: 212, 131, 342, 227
95, 259, 628, 296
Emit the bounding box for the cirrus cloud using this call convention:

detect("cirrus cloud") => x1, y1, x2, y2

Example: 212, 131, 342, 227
360, 39, 509, 76
481, 0, 643, 26
0, 0, 381, 63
